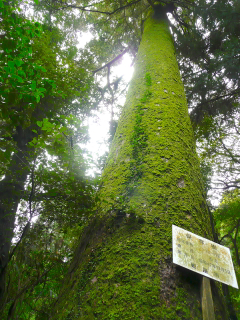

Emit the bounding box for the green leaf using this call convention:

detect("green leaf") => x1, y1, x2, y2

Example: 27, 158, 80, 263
8, 61, 15, 68
31, 81, 36, 91
14, 59, 23, 67
36, 121, 43, 127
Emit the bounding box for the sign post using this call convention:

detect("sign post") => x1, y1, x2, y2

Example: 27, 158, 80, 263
201, 277, 215, 320
172, 225, 238, 319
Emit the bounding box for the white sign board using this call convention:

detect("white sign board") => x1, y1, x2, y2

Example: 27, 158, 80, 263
172, 225, 238, 289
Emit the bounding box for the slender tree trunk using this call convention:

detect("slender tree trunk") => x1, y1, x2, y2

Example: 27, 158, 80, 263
0, 126, 34, 304
52, 8, 227, 319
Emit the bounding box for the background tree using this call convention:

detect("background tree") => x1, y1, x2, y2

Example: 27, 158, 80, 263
0, 0, 94, 305
213, 189, 240, 317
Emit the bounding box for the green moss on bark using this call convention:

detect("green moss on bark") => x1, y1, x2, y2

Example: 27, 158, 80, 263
52, 9, 228, 320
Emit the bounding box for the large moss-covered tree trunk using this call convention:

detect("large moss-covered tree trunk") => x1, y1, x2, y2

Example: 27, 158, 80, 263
52, 7, 227, 320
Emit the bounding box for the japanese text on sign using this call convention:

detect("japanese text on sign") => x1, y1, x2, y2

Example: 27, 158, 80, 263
172, 225, 238, 289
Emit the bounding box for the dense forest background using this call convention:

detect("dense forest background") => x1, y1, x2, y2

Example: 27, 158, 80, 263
0, 0, 239, 318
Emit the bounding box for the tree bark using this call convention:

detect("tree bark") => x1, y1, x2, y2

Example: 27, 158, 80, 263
0, 126, 35, 304
52, 8, 228, 319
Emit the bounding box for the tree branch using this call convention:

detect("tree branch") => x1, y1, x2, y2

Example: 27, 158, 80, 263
93, 47, 129, 74
196, 88, 240, 108
8, 222, 30, 264
146, 0, 154, 8
56, 0, 141, 16
219, 137, 240, 164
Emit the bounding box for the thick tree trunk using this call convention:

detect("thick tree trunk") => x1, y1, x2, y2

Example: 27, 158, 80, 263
52, 9, 227, 319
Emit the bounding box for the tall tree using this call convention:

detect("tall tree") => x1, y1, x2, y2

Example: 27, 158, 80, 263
51, 4, 229, 319
1, 0, 239, 318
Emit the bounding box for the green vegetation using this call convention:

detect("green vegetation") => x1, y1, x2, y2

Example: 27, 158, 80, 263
0, 0, 239, 319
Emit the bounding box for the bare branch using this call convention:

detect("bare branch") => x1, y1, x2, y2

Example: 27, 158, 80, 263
219, 138, 240, 164
93, 47, 129, 74
233, 119, 240, 135
196, 88, 240, 108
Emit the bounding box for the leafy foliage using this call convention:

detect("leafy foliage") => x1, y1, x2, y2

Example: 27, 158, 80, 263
172, 0, 240, 124
214, 189, 240, 316
0, 0, 50, 108
0, 0, 96, 316
196, 110, 240, 204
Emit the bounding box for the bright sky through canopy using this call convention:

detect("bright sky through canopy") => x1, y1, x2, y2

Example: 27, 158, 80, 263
77, 30, 134, 174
